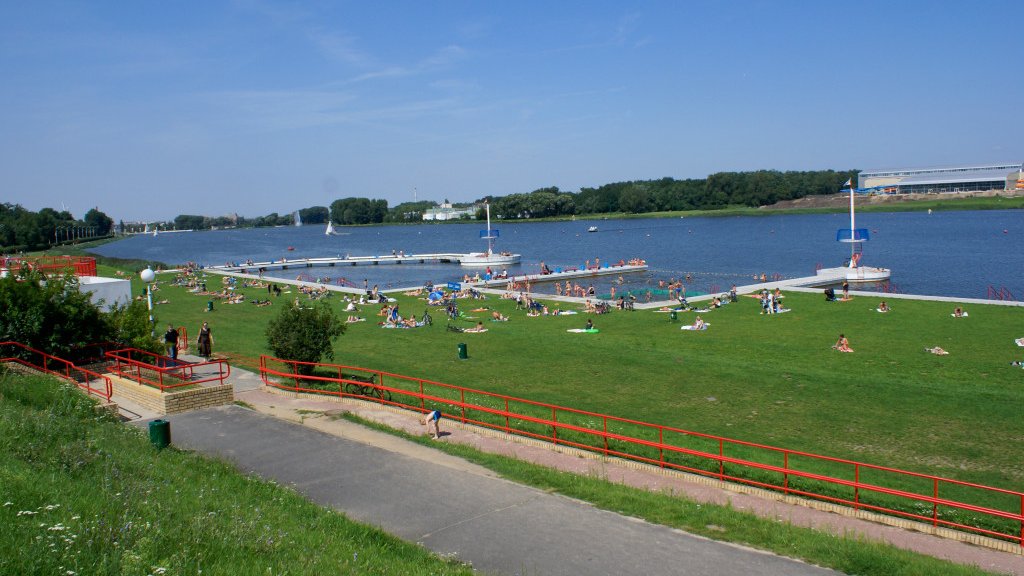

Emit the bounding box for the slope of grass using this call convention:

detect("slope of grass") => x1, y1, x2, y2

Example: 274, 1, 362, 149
0, 370, 474, 576
346, 413, 1004, 576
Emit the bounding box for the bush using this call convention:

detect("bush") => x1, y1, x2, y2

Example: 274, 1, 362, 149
265, 302, 345, 374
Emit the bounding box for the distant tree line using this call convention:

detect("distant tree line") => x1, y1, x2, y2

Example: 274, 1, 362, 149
3, 168, 855, 248
1, 203, 114, 252
483, 170, 857, 219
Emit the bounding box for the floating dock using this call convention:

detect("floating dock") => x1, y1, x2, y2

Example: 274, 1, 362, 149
203, 256, 648, 294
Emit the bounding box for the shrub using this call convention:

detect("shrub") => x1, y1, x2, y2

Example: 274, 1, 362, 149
265, 301, 345, 374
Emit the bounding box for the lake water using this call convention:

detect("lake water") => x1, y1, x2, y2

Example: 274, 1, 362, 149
90, 210, 1023, 300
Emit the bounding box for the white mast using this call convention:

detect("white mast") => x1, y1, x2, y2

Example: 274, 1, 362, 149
484, 202, 493, 256
849, 179, 856, 265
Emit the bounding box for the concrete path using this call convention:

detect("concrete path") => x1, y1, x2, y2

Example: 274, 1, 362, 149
156, 404, 836, 576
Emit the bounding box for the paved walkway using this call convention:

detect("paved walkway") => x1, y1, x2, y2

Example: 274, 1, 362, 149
127, 363, 1024, 576
155, 404, 835, 576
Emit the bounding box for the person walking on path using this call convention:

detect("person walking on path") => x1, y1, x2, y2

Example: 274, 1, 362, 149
421, 409, 442, 439
197, 321, 214, 358
163, 324, 179, 360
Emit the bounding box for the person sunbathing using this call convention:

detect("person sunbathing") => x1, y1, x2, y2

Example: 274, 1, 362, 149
877, 301, 890, 313
464, 322, 487, 332
832, 334, 854, 353
346, 315, 365, 323
692, 315, 706, 330
925, 346, 949, 355
491, 311, 508, 321
953, 307, 966, 318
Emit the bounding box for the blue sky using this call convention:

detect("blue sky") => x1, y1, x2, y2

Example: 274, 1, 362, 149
1, 1, 1020, 221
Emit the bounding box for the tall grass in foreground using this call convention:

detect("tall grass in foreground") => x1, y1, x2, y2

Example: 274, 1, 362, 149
0, 370, 474, 576
344, 414, 1002, 576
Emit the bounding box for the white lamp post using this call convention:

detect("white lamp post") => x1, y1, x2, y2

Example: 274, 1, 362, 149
140, 267, 156, 336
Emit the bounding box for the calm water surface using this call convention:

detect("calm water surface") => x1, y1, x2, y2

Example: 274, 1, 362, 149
91, 210, 1023, 300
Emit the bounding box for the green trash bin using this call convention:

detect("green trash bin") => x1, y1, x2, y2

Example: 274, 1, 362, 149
457, 342, 468, 360
149, 419, 171, 449
207, 300, 214, 312
669, 311, 678, 322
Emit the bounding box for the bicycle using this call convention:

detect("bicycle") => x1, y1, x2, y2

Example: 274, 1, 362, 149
342, 373, 392, 402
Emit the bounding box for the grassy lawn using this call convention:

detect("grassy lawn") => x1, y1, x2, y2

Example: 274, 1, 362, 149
0, 372, 475, 576
139, 270, 1024, 495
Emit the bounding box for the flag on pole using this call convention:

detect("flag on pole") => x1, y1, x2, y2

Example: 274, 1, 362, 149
843, 178, 852, 187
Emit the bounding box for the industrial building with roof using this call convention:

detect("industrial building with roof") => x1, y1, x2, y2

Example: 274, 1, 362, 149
858, 162, 1024, 194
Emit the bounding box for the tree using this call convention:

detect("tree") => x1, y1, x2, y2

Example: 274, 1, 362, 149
299, 206, 329, 224
265, 302, 345, 374
0, 270, 160, 357
83, 208, 114, 236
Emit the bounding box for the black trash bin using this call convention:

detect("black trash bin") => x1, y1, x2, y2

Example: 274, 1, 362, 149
149, 419, 171, 449
457, 342, 468, 360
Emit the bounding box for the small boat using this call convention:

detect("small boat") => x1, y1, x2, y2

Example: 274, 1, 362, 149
587, 226, 599, 233
287, 246, 295, 251
460, 202, 521, 266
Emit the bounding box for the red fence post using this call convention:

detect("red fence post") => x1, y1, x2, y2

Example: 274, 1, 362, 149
658, 427, 664, 468
933, 478, 939, 527
552, 407, 558, 445
504, 398, 510, 433
784, 452, 790, 494
854, 463, 860, 509
603, 417, 609, 456
718, 439, 724, 480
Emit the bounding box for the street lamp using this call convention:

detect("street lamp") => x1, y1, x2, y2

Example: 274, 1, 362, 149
140, 267, 156, 336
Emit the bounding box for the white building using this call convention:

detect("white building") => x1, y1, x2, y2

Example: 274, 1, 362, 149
423, 201, 476, 221
858, 162, 1023, 194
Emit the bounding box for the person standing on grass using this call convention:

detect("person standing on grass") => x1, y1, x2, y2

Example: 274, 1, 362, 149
163, 324, 179, 360
421, 409, 442, 439
197, 321, 213, 358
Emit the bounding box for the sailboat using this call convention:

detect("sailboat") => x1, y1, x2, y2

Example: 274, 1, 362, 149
460, 202, 521, 266
325, 208, 339, 236
815, 179, 890, 282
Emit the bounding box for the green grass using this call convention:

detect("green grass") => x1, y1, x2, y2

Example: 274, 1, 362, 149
134, 272, 1024, 534
343, 413, 1003, 576
0, 370, 475, 576
147, 275, 1024, 485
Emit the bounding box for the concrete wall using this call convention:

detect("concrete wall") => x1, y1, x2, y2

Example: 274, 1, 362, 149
78, 276, 132, 311
109, 376, 234, 415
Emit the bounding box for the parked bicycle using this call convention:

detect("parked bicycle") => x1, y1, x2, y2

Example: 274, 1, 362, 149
342, 372, 392, 402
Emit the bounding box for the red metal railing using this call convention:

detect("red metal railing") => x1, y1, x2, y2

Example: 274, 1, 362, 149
106, 347, 230, 391
987, 285, 1016, 301
176, 326, 189, 353
259, 354, 1024, 546
0, 255, 97, 277
0, 341, 112, 401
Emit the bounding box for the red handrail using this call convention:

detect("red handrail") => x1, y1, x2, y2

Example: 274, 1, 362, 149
105, 347, 230, 391
0, 255, 97, 277
0, 341, 112, 401
258, 354, 1024, 546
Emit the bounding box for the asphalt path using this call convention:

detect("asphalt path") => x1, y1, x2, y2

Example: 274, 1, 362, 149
155, 405, 838, 576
